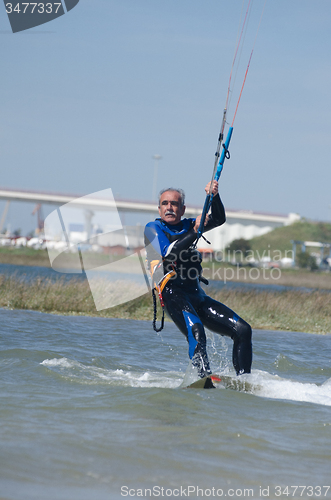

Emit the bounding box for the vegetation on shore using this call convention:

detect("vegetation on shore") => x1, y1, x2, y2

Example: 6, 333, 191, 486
1, 220, 331, 334
201, 260, 331, 289
249, 220, 331, 257
1, 246, 331, 290
0, 247, 51, 267
1, 274, 330, 334
0, 247, 112, 269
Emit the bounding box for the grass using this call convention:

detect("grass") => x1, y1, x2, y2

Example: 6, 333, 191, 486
201, 261, 331, 289
249, 220, 331, 257
0, 247, 51, 267
0, 274, 152, 320
211, 287, 331, 335
1, 274, 330, 334
1, 240, 331, 334
2, 247, 331, 289
0, 247, 114, 269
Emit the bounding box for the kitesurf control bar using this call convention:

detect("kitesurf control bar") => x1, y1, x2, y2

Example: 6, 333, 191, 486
214, 126, 233, 182
196, 126, 233, 241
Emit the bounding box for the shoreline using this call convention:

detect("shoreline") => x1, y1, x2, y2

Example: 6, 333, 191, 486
1, 249, 331, 290
0, 273, 330, 335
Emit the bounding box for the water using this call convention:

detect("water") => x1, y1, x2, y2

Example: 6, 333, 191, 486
0, 262, 86, 283
1, 262, 328, 294
1, 307, 331, 500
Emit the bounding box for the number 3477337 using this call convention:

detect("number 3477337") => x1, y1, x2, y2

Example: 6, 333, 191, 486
5, 3, 62, 14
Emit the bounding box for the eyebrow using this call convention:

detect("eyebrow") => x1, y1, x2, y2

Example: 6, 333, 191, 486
161, 200, 180, 206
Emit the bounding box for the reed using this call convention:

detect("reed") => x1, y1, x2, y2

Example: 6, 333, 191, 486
0, 275, 152, 320
0, 275, 330, 334
210, 287, 331, 335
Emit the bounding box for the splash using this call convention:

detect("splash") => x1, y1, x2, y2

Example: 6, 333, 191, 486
219, 369, 331, 407
40, 358, 331, 406
41, 357, 182, 389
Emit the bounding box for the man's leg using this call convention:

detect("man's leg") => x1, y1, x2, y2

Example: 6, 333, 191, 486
198, 296, 252, 375
162, 288, 211, 378
182, 310, 212, 378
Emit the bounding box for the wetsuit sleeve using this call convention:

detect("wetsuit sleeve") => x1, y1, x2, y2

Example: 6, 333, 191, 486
203, 193, 226, 232
144, 222, 171, 258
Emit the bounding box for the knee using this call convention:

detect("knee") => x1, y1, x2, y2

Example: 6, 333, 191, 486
187, 322, 207, 360
192, 322, 207, 345
233, 318, 252, 344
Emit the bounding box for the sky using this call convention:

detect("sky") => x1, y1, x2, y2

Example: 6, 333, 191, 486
1, 0, 331, 235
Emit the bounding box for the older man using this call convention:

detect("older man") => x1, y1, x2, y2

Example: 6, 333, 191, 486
144, 181, 252, 378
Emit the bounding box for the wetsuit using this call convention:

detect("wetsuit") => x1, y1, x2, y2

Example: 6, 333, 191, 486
144, 194, 252, 377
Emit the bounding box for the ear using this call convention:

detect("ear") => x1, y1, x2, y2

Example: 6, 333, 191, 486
158, 205, 162, 217
181, 205, 186, 217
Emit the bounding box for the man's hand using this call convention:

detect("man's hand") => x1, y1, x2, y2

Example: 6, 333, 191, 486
193, 181, 219, 233
194, 214, 209, 233
193, 181, 219, 232
205, 180, 219, 196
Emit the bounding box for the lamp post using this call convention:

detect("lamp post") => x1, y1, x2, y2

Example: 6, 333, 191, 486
152, 154, 162, 202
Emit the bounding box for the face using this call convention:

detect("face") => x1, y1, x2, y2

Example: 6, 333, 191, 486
158, 190, 185, 225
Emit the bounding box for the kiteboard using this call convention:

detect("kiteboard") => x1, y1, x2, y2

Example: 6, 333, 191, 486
185, 373, 255, 392
219, 374, 255, 393
185, 374, 222, 389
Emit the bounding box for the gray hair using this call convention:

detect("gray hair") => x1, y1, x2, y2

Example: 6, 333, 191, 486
158, 188, 185, 207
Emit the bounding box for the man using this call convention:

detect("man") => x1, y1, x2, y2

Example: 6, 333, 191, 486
144, 181, 252, 378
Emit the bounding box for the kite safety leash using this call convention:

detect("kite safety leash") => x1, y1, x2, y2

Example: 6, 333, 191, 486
152, 286, 165, 332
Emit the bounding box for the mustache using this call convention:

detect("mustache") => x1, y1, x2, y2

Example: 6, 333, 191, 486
165, 210, 175, 216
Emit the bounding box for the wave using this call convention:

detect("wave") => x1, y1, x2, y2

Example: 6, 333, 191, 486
40, 358, 331, 407
218, 369, 331, 407
40, 357, 182, 389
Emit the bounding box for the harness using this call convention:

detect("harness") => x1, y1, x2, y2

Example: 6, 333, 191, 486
149, 259, 176, 332
146, 217, 210, 332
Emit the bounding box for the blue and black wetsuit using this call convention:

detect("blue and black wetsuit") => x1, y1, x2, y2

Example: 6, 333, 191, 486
144, 194, 252, 377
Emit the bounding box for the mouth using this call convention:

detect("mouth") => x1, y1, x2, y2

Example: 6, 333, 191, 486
165, 211, 175, 217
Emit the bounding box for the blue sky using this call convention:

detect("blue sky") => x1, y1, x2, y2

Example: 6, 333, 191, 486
1, 0, 331, 234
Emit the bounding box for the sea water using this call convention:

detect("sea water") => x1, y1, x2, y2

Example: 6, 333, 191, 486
1, 305, 331, 500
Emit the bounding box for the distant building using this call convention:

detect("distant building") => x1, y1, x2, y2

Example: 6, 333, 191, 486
202, 211, 300, 252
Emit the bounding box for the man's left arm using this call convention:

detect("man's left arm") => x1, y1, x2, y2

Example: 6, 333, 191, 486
193, 180, 226, 233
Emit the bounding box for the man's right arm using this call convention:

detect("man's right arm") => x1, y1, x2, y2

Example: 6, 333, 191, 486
144, 222, 169, 258
144, 220, 196, 262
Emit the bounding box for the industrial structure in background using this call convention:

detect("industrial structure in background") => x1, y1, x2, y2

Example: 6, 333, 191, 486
291, 240, 331, 270
0, 200, 10, 234
31, 204, 44, 235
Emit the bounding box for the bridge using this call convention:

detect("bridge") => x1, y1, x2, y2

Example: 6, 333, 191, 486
0, 186, 300, 250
